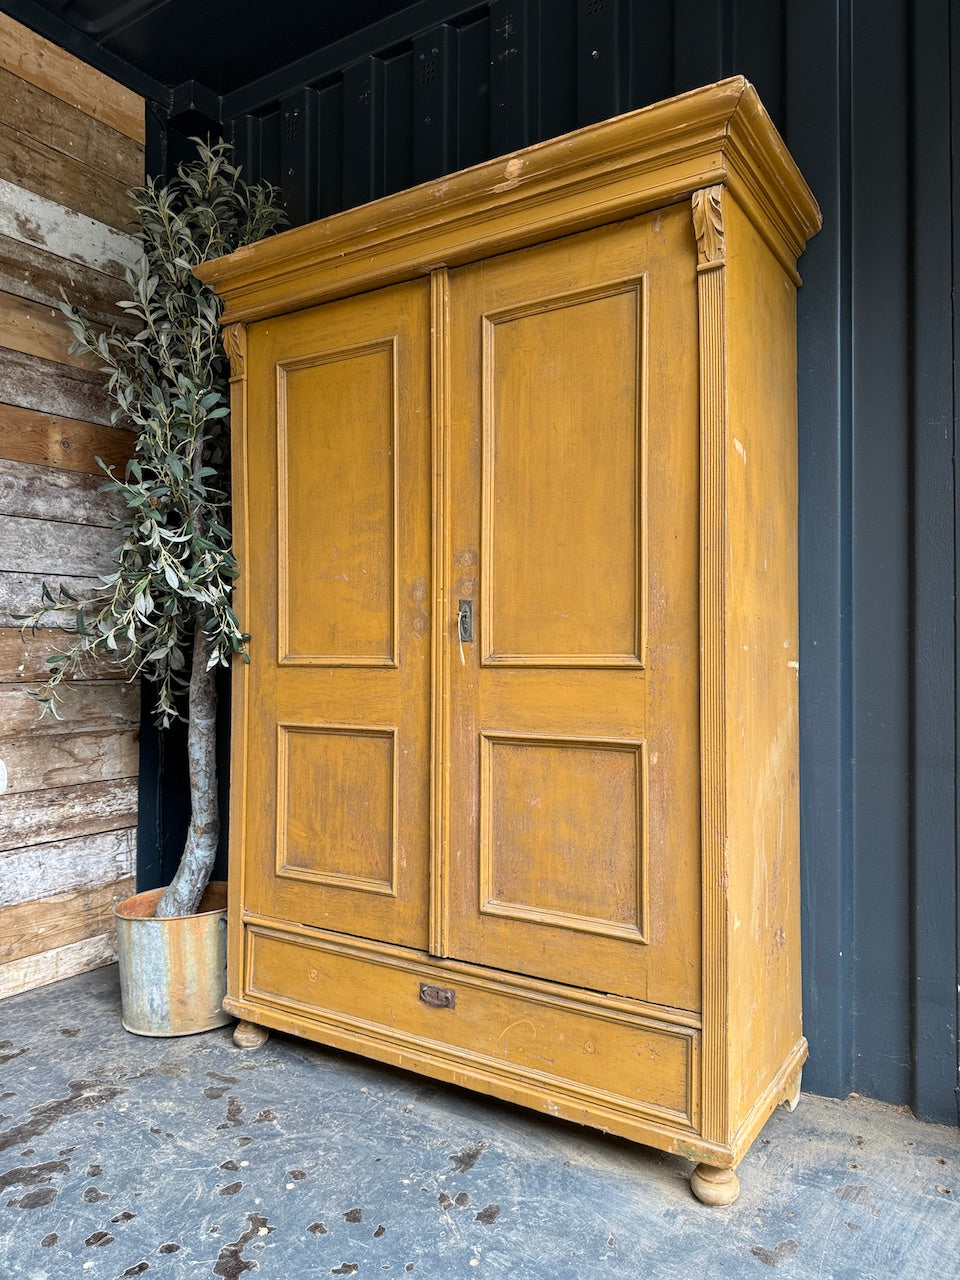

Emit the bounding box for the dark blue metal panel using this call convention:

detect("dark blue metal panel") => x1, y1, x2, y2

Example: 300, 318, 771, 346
784, 0, 855, 1106
848, 0, 913, 1105
913, 0, 959, 1126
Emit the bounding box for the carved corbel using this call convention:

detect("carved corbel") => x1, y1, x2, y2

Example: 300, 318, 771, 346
692, 185, 726, 270
223, 323, 246, 381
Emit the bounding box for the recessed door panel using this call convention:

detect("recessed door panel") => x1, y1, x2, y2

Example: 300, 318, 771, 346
279, 343, 397, 665
243, 278, 431, 949
483, 285, 644, 666
443, 209, 702, 1007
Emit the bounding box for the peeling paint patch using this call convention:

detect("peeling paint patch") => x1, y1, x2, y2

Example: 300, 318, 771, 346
308, 1221, 328, 1235
343, 1207, 362, 1223
750, 1239, 798, 1266
84, 1230, 114, 1246
41, 1233, 58, 1247
475, 1204, 500, 1225
217, 1096, 245, 1129
158, 1242, 180, 1254
219, 1181, 243, 1196
214, 1213, 274, 1278
331, 1265, 359, 1276
449, 1141, 485, 1172
10, 1186, 57, 1208
0, 1077, 126, 1152
121, 1264, 150, 1276
0, 1158, 69, 1193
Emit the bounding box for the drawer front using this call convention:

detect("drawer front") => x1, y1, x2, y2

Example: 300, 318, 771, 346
244, 925, 699, 1132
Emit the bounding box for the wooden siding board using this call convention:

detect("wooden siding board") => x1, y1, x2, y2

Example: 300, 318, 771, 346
0, 232, 130, 329
0, 514, 117, 576
0, 458, 122, 525
0, 877, 134, 964
0, 933, 117, 999
0, 681, 138, 736
0, 727, 139, 794
0, 288, 98, 370
0, 625, 122, 683
0, 404, 133, 475
0, 348, 113, 425
0, 65, 143, 191
0, 11, 144, 144
0, 178, 140, 279
0, 828, 136, 910
0, 120, 137, 234
0, 11, 144, 1004
0, 777, 139, 853
0, 570, 103, 628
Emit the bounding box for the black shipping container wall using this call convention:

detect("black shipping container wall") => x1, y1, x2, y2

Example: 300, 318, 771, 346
18, 0, 956, 1125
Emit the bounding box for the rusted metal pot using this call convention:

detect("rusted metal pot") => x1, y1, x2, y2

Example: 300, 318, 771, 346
113, 881, 230, 1036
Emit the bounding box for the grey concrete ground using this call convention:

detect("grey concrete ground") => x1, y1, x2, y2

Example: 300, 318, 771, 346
0, 965, 957, 1280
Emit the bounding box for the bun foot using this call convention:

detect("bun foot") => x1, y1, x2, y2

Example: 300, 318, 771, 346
233, 1020, 269, 1049
690, 1163, 740, 1206
781, 1067, 802, 1113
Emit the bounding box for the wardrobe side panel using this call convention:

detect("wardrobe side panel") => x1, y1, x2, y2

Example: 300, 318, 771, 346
722, 197, 804, 1136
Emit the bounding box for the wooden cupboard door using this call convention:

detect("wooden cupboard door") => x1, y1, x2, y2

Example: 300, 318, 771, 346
242, 278, 432, 949
442, 208, 702, 1009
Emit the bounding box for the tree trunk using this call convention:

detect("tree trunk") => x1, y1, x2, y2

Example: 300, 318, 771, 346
155, 619, 220, 917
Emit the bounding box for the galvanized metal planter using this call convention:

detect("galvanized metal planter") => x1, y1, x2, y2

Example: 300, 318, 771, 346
113, 882, 230, 1036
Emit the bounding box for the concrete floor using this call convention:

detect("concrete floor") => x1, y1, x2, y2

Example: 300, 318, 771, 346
0, 966, 957, 1280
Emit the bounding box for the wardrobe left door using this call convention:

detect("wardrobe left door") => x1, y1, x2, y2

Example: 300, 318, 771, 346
239, 277, 433, 950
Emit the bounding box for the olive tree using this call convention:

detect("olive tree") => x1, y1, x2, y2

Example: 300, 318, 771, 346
19, 140, 285, 917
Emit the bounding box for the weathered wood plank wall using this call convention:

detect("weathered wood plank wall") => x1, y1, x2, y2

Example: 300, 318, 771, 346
0, 11, 143, 999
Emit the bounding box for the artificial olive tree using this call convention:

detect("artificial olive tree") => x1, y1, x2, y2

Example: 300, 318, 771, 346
19, 140, 285, 917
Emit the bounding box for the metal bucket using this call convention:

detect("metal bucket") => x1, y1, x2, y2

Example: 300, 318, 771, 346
113, 881, 230, 1036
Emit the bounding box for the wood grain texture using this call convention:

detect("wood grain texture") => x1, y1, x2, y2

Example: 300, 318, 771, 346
0, 877, 133, 964
0, 933, 116, 999
0, 347, 112, 424
0, 827, 136, 909
0, 777, 138, 852
0, 288, 99, 369
0, 232, 129, 328
0, 11, 143, 1003
0, 513, 116, 575
0, 121, 137, 234
0, 457, 122, 523
0, 625, 123, 682
0, 403, 133, 474
0, 178, 140, 278
0, 11, 144, 144
0, 680, 138, 735
0, 66, 142, 191
0, 570, 102, 628
0, 727, 138, 794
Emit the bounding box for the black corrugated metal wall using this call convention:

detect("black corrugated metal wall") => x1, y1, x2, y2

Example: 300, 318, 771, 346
146, 0, 960, 1125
